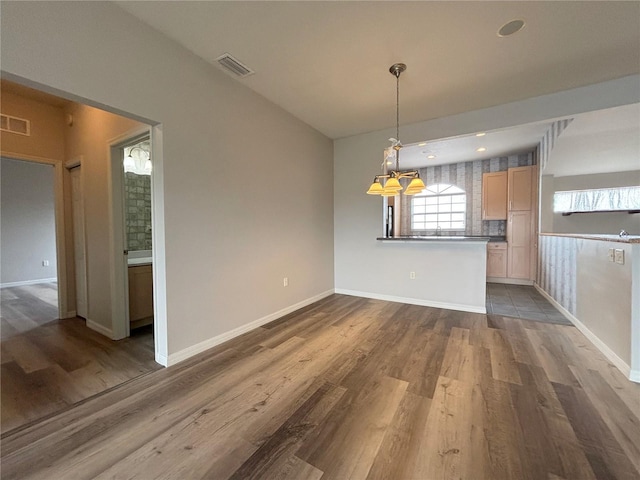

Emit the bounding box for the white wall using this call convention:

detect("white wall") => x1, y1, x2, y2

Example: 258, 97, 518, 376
1, 158, 57, 285
335, 75, 639, 303
1, 1, 334, 361
541, 171, 640, 234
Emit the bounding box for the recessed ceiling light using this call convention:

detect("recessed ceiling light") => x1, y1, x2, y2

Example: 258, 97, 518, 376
498, 19, 525, 37
477, 147, 487, 152
418, 142, 427, 146
427, 155, 436, 159
476, 132, 486, 137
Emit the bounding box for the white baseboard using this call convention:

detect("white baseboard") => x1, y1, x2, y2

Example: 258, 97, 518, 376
486, 277, 534, 286
534, 283, 635, 382
334, 289, 486, 314
0, 277, 57, 288
62, 310, 77, 319
86, 319, 115, 339
167, 289, 335, 367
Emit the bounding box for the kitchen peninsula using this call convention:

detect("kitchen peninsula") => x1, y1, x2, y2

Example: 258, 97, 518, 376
352, 235, 492, 314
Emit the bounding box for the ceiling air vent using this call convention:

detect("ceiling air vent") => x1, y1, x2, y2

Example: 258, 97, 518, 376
216, 53, 254, 78
1, 113, 31, 136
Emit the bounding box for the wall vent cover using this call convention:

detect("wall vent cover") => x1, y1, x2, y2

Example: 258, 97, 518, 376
216, 53, 254, 77
1, 114, 31, 136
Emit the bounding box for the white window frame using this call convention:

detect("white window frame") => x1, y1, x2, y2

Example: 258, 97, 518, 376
411, 183, 466, 232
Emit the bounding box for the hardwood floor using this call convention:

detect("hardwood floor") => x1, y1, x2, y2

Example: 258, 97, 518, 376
1, 294, 639, 479
1, 282, 59, 340
1, 283, 160, 434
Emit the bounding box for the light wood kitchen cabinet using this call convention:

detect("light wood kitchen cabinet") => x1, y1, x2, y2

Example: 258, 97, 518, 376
482, 171, 508, 220
128, 265, 153, 326
507, 210, 532, 279
507, 166, 534, 211
487, 242, 508, 278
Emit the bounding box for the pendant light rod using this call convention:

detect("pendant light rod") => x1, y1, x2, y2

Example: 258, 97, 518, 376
390, 63, 406, 146
367, 63, 425, 197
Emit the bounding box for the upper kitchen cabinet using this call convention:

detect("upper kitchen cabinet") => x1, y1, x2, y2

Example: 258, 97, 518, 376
508, 166, 535, 211
482, 171, 508, 220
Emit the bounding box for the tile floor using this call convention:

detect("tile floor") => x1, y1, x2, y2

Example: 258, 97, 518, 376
486, 283, 571, 325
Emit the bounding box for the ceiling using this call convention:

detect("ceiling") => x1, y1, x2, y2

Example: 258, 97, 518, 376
115, 1, 640, 140
399, 121, 553, 170
545, 103, 640, 177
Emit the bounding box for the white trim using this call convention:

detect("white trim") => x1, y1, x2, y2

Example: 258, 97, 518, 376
167, 289, 335, 367
486, 277, 534, 286
86, 319, 114, 339
62, 310, 77, 319
155, 352, 168, 367
0, 278, 58, 288
534, 283, 635, 382
150, 125, 168, 366
335, 289, 486, 314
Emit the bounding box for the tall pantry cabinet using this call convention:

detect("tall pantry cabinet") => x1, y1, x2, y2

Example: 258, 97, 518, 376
506, 165, 538, 280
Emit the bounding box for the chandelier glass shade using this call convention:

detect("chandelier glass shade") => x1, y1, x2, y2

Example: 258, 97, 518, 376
124, 146, 152, 175
366, 63, 425, 197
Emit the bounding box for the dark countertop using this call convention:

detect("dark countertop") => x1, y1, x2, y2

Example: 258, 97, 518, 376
377, 235, 503, 242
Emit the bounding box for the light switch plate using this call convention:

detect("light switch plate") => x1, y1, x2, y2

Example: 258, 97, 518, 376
614, 249, 624, 265
608, 248, 615, 262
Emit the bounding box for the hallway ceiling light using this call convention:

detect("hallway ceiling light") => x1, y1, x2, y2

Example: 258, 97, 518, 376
367, 63, 425, 196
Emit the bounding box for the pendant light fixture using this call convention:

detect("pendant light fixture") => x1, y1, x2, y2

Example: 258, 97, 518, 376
124, 146, 152, 175
367, 63, 425, 196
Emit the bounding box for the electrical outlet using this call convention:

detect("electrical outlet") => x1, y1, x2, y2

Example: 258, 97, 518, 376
409, 271, 416, 279
283, 277, 289, 287
614, 249, 624, 265
608, 248, 615, 262
42, 260, 49, 267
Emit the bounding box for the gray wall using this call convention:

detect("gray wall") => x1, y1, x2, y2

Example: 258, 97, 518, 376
1, 158, 57, 285
541, 171, 640, 234
1, 1, 334, 359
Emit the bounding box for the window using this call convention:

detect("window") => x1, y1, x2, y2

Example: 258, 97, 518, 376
411, 183, 466, 231
553, 186, 640, 214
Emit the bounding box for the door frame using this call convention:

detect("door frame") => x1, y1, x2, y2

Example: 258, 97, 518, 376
65, 156, 88, 319
0, 150, 68, 319
108, 128, 150, 341
107, 126, 168, 366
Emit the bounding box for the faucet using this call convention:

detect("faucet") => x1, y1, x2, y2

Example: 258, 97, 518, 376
436, 226, 442, 236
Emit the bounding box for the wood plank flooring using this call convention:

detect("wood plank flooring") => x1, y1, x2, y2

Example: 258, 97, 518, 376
1, 294, 639, 479
1, 283, 160, 433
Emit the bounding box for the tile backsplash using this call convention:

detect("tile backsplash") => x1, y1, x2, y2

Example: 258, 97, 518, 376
399, 152, 535, 236
125, 172, 152, 251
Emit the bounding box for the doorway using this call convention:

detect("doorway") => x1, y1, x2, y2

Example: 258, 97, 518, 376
0, 157, 59, 336
111, 133, 155, 339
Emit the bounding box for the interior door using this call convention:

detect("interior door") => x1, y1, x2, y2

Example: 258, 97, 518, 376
70, 167, 88, 318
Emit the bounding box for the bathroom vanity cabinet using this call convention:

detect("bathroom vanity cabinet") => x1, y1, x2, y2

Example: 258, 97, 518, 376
128, 264, 153, 328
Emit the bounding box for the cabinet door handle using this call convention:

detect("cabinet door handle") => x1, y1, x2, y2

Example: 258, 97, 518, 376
509, 200, 513, 210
